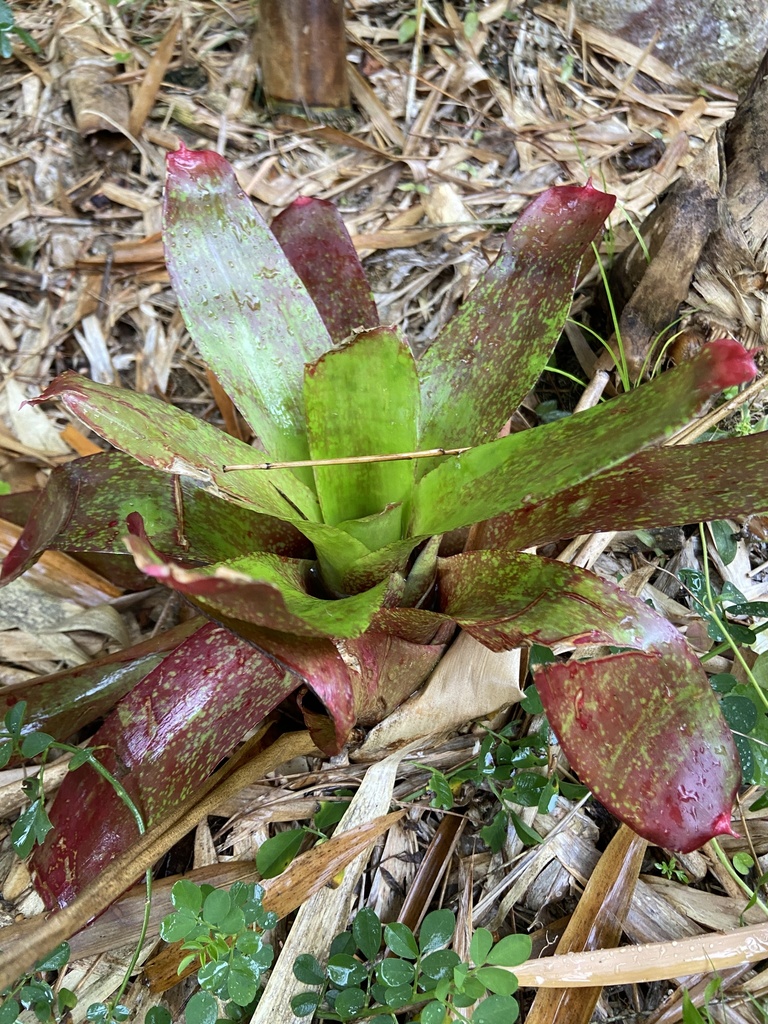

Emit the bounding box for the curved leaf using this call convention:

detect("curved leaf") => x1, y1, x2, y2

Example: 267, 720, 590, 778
271, 197, 378, 344
125, 514, 396, 638
30, 372, 320, 521
31, 622, 299, 908
305, 327, 419, 526
410, 340, 757, 537
476, 429, 768, 551
417, 182, 616, 452
536, 651, 739, 852
434, 549, 739, 850
0, 452, 311, 587
164, 147, 332, 467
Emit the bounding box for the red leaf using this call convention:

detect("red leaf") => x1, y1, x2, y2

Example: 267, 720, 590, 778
31, 622, 299, 908
272, 198, 379, 344
536, 651, 739, 852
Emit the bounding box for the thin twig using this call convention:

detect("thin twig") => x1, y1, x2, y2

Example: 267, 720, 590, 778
222, 446, 471, 472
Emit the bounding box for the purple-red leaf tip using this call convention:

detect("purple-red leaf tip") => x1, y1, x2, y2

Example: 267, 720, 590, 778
702, 338, 758, 391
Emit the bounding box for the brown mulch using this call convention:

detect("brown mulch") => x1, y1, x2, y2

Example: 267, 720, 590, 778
1, 1, 768, 1021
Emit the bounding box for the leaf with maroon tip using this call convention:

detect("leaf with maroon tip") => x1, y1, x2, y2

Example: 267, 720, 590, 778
0, 452, 311, 587
30, 372, 320, 521
31, 622, 299, 908
164, 147, 332, 467
432, 549, 739, 851
536, 651, 739, 852
125, 514, 396, 638
417, 182, 616, 453
476, 428, 768, 551
271, 197, 378, 344
410, 341, 757, 538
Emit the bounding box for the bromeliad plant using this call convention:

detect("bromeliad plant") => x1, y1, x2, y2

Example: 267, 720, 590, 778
3, 145, 767, 908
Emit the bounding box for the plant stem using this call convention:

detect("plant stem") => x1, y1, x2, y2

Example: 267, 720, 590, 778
709, 838, 768, 917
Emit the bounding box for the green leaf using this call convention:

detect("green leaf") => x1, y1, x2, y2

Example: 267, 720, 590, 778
198, 958, 229, 993
315, 797, 352, 833
411, 341, 756, 537
0, 740, 12, 768
377, 959, 414, 987
160, 907, 201, 943
34, 941, 70, 971
185, 990, 218, 1024
334, 987, 367, 1020
472, 994, 520, 1024
290, 992, 321, 1017
721, 695, 758, 734
508, 810, 543, 847
12, 799, 52, 858
0, 999, 20, 1024
326, 954, 367, 988
382, 983, 413, 1009
423, 768, 454, 810
293, 953, 326, 986
480, 811, 508, 854
146, 1009, 173, 1024
352, 907, 382, 961
420, 949, 461, 981
57, 990, 78, 1014
5, 700, 26, 737
520, 685, 543, 715
227, 961, 259, 1006
474, 966, 519, 996
418, 909, 455, 953
271, 197, 379, 345
304, 328, 419, 526
418, 182, 615, 453
256, 828, 307, 878
164, 147, 332, 468
384, 922, 419, 959
470, 928, 494, 967
486, 934, 532, 968
202, 888, 232, 927
20, 732, 54, 758
172, 878, 204, 913
711, 520, 738, 565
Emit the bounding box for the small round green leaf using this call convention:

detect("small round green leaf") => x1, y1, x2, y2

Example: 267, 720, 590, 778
293, 953, 326, 986
420, 949, 461, 981
377, 958, 414, 988
227, 962, 258, 1006
20, 732, 54, 758
146, 1009, 173, 1024
160, 908, 200, 943
326, 954, 366, 988
197, 958, 229, 994
474, 966, 519, 996
290, 992, 321, 1017
34, 941, 71, 971
382, 983, 413, 1009
353, 906, 382, 961
334, 987, 367, 1020
421, 1001, 447, 1024
470, 927, 494, 967
0, 998, 20, 1024
185, 990, 218, 1024
0, 739, 13, 769
218, 907, 246, 937
473, 994, 519, 1024
172, 879, 204, 913
418, 909, 455, 954
5, 701, 27, 737
722, 694, 758, 734
486, 934, 532, 967
256, 829, 306, 879
383, 922, 418, 959
330, 931, 357, 957
202, 888, 232, 928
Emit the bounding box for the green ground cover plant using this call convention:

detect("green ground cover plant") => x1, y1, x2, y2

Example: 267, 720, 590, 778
3, 145, 768, 932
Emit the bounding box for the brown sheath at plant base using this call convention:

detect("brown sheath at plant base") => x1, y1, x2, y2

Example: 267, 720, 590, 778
259, 0, 352, 124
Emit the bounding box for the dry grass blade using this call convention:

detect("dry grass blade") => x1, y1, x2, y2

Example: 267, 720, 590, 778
128, 17, 181, 138
524, 824, 646, 1021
